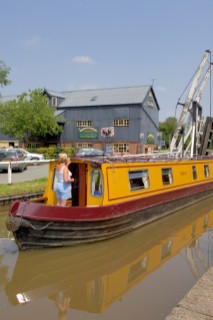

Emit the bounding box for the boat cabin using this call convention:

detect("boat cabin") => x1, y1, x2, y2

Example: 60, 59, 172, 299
43, 155, 213, 208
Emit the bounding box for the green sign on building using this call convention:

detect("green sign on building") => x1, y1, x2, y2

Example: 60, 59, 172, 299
147, 133, 155, 144
79, 127, 98, 139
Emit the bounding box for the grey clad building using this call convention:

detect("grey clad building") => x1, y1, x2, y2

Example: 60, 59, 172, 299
44, 85, 160, 154
0, 85, 160, 154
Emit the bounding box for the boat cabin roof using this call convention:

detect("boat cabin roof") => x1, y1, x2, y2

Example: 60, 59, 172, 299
72, 154, 213, 165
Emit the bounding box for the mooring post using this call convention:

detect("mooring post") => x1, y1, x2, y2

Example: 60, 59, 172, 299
8, 162, 12, 185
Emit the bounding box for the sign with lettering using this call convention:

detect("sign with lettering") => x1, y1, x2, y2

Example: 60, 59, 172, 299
78, 127, 98, 139
147, 133, 155, 144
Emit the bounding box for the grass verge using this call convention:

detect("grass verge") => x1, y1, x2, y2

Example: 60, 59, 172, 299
0, 178, 47, 197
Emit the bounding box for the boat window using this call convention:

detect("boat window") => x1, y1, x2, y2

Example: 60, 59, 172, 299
162, 168, 173, 185
204, 165, 210, 178
89, 278, 104, 307
161, 239, 172, 260
204, 216, 209, 228
91, 169, 103, 196
129, 170, 149, 191
192, 165, 197, 180
128, 256, 148, 284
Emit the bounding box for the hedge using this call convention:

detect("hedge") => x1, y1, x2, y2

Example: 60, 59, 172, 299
27, 147, 76, 159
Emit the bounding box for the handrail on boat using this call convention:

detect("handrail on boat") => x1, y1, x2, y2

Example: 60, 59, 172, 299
30, 196, 48, 203
95, 152, 213, 164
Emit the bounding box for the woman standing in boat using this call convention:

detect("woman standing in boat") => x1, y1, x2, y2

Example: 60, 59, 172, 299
55, 153, 74, 206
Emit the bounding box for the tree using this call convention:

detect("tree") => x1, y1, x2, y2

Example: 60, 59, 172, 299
159, 117, 177, 148
0, 60, 11, 88
0, 89, 63, 146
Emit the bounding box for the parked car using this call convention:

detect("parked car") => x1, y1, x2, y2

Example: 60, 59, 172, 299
0, 150, 27, 172
74, 148, 106, 157
15, 148, 44, 161
0, 149, 6, 161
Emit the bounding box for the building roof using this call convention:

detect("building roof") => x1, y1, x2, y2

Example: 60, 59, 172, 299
45, 85, 159, 109
43, 88, 66, 99
55, 110, 65, 117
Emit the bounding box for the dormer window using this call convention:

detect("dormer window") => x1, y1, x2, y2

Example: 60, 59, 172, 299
52, 97, 58, 107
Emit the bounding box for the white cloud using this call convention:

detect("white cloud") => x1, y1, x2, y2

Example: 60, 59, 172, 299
156, 86, 166, 92
72, 55, 95, 64
24, 36, 41, 47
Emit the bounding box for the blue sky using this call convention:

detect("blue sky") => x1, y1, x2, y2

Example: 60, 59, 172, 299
1, 0, 213, 120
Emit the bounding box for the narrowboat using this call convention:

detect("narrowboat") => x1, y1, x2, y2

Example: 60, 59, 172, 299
6, 154, 213, 250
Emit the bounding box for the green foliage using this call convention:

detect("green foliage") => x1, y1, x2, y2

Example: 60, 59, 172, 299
27, 147, 76, 159
0, 178, 47, 196
159, 117, 177, 148
0, 89, 63, 145
0, 60, 11, 88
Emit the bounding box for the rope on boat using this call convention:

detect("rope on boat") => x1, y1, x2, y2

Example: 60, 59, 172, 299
25, 221, 53, 231
5, 202, 28, 232
5, 201, 53, 232
6, 214, 53, 231
5, 215, 21, 232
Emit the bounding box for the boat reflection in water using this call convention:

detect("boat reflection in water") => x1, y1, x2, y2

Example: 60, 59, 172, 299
5, 198, 213, 317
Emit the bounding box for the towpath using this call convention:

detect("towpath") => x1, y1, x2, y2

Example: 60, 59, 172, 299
165, 266, 213, 319
0, 164, 48, 184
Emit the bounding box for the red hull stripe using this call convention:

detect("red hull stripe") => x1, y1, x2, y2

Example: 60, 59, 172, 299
10, 181, 213, 222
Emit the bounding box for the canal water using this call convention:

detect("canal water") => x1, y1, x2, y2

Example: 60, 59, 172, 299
1, 198, 213, 320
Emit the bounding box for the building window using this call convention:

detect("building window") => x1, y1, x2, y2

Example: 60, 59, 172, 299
91, 169, 103, 196
162, 168, 173, 185
204, 165, 210, 178
113, 143, 129, 153
51, 97, 58, 107
76, 143, 93, 148
192, 166, 197, 180
113, 119, 129, 126
77, 120, 92, 127
147, 92, 154, 108
129, 170, 149, 191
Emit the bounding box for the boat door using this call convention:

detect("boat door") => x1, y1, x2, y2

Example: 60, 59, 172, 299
70, 163, 87, 206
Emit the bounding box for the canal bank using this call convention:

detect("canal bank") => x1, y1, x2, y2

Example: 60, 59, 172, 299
165, 266, 213, 319
0, 192, 43, 206
0, 165, 47, 205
